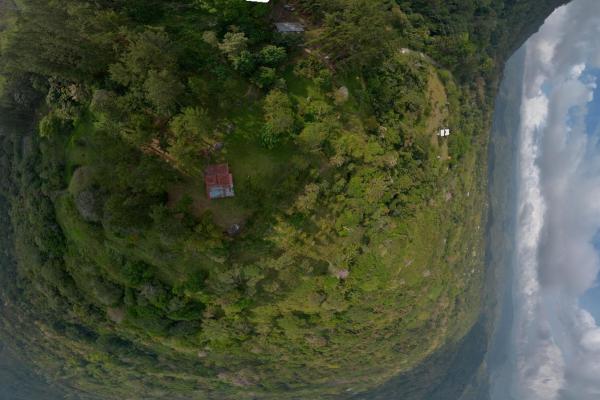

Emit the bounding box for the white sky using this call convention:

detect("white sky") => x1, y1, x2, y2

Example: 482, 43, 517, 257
509, 1, 600, 399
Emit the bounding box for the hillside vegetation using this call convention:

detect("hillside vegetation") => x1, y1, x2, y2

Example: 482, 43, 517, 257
0, 0, 566, 399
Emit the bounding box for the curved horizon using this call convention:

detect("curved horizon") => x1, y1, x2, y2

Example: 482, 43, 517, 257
493, 1, 600, 398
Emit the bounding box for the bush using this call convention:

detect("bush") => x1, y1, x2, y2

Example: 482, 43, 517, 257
167, 302, 205, 321
259, 45, 287, 66
233, 50, 257, 75
39, 112, 68, 138
297, 122, 328, 151
122, 260, 154, 287
253, 66, 277, 88
144, 69, 183, 115
90, 90, 119, 117
91, 277, 123, 306
261, 89, 295, 148
218, 31, 248, 61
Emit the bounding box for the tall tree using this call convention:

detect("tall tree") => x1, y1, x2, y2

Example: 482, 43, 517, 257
168, 107, 217, 173
315, 0, 393, 69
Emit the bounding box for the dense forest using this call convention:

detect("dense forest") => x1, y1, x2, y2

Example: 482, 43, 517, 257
0, 0, 566, 399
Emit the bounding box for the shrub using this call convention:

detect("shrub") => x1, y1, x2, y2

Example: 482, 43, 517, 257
233, 50, 257, 75
259, 45, 287, 66
297, 122, 328, 151
253, 66, 277, 88
39, 112, 68, 138
261, 89, 294, 148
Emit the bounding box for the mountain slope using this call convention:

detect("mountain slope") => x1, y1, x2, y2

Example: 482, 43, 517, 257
0, 1, 567, 399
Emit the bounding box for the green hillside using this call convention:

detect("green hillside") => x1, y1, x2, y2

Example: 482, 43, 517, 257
0, 1, 566, 399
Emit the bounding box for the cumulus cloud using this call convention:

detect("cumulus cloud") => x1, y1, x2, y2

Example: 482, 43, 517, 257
508, 1, 600, 399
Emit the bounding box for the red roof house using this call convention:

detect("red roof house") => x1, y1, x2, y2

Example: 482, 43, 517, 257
204, 164, 235, 200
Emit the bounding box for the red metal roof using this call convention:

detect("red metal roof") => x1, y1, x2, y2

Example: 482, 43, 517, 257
204, 164, 235, 199
205, 164, 229, 175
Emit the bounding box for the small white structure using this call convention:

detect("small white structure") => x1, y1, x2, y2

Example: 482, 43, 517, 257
246, 0, 269, 2
438, 128, 451, 137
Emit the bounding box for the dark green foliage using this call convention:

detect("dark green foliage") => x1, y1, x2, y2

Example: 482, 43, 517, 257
39, 112, 69, 139
313, 0, 394, 69
167, 302, 205, 322
258, 45, 287, 66
168, 107, 216, 173
368, 54, 429, 125
120, 0, 166, 23
232, 50, 256, 75
103, 193, 161, 234
144, 70, 184, 115
122, 260, 154, 287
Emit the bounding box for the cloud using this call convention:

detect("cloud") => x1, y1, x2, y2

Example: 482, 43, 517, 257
580, 326, 600, 352
506, 0, 600, 399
